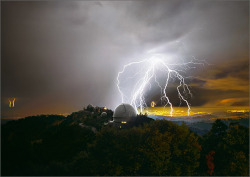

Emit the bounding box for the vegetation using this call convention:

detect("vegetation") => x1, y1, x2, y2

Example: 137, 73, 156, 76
1, 108, 249, 176
198, 119, 249, 176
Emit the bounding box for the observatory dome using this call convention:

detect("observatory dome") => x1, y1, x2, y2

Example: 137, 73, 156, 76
87, 104, 94, 109
113, 103, 137, 123
101, 112, 107, 117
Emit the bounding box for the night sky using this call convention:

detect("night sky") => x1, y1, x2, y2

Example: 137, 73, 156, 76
1, 1, 249, 118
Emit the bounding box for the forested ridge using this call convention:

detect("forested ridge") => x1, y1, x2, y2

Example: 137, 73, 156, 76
1, 108, 249, 176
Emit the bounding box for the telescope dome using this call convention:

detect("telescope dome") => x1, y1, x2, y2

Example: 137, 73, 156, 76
113, 103, 137, 122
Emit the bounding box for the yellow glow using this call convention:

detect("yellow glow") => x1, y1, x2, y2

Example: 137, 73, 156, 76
8, 98, 15, 108
227, 109, 247, 113
104, 107, 107, 110
8, 99, 11, 107
121, 121, 127, 124
12, 98, 15, 107
151, 101, 156, 108
139, 106, 249, 117
219, 98, 236, 104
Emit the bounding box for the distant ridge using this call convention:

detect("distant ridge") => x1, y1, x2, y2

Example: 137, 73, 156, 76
1, 119, 15, 125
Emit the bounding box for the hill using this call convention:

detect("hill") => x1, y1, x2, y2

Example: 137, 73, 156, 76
1, 107, 249, 176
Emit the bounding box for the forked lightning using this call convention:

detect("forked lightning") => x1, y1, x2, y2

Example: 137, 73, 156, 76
117, 55, 206, 116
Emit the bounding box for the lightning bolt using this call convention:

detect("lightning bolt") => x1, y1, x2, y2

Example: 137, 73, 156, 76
117, 54, 206, 117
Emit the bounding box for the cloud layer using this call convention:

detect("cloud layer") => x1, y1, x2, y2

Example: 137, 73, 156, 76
1, 1, 249, 118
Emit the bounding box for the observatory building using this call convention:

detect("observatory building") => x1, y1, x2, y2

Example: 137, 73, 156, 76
101, 112, 107, 117
110, 103, 137, 128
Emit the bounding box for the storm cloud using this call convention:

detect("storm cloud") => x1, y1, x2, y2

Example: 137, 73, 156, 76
1, 1, 249, 118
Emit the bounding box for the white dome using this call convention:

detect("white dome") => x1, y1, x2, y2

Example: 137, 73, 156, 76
101, 112, 107, 117
113, 103, 137, 122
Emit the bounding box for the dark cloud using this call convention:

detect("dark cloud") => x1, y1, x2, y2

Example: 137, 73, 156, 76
1, 1, 249, 118
190, 87, 249, 107
188, 78, 207, 87
215, 60, 249, 80
231, 100, 249, 107
144, 85, 248, 107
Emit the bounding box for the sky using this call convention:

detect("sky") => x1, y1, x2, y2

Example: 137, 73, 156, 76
1, 0, 249, 119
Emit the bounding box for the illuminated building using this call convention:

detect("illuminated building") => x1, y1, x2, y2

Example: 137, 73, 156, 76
109, 103, 137, 128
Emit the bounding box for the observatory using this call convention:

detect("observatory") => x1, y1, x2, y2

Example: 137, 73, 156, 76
105, 103, 153, 128
101, 112, 107, 117
87, 104, 94, 109
110, 103, 137, 128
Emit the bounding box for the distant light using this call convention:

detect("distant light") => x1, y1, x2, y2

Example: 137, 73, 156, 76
151, 101, 156, 108
8, 98, 15, 108
104, 106, 107, 110
121, 121, 127, 124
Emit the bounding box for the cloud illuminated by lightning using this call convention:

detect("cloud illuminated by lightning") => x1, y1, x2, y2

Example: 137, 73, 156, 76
117, 54, 206, 116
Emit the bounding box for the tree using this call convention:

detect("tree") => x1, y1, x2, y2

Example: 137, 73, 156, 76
222, 124, 249, 176
210, 119, 227, 137
199, 120, 249, 176
77, 120, 201, 176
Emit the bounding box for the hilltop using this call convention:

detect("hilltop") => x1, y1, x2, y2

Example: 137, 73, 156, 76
1, 106, 249, 176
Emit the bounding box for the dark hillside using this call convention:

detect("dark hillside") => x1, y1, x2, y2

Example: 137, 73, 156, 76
1, 109, 249, 176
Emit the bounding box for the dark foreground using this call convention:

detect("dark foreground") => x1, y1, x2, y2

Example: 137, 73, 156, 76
1, 107, 249, 176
